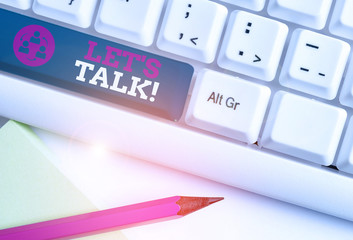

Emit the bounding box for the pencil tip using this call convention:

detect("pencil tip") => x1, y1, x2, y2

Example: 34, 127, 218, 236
208, 197, 224, 205
177, 196, 224, 216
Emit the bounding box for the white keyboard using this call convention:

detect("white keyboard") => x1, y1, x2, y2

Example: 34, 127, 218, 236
2, 0, 353, 222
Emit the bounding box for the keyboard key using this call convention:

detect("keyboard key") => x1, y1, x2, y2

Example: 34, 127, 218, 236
157, 0, 227, 63
0, 0, 32, 9
217, 10, 288, 81
95, 0, 164, 46
260, 91, 346, 166
337, 117, 353, 174
329, 0, 353, 40
267, 0, 333, 29
279, 29, 350, 100
33, 0, 98, 28
340, 59, 353, 108
0, 9, 193, 121
185, 69, 270, 144
220, 0, 266, 11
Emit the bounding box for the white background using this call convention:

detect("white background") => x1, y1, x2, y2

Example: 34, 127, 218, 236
28, 125, 353, 240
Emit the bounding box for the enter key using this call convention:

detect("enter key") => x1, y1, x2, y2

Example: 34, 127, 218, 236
185, 69, 270, 144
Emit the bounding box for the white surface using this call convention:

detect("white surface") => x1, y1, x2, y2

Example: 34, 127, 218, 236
32, 127, 353, 240
95, 0, 164, 46
217, 10, 288, 81
185, 69, 270, 143
157, 0, 227, 63
279, 29, 350, 100
0, 0, 32, 9
337, 116, 353, 174
261, 91, 346, 165
3, 73, 353, 221
329, 0, 353, 40
33, 0, 98, 28
220, 0, 266, 11
267, 0, 332, 29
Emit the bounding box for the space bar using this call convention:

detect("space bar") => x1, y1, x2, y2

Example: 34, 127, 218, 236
1, 72, 353, 222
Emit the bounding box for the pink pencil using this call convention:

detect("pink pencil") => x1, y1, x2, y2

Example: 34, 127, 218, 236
0, 196, 223, 240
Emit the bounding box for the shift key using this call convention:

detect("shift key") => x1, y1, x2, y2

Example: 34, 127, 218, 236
185, 69, 271, 143
0, 9, 193, 121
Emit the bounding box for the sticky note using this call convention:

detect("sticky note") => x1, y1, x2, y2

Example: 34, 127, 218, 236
0, 120, 127, 239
